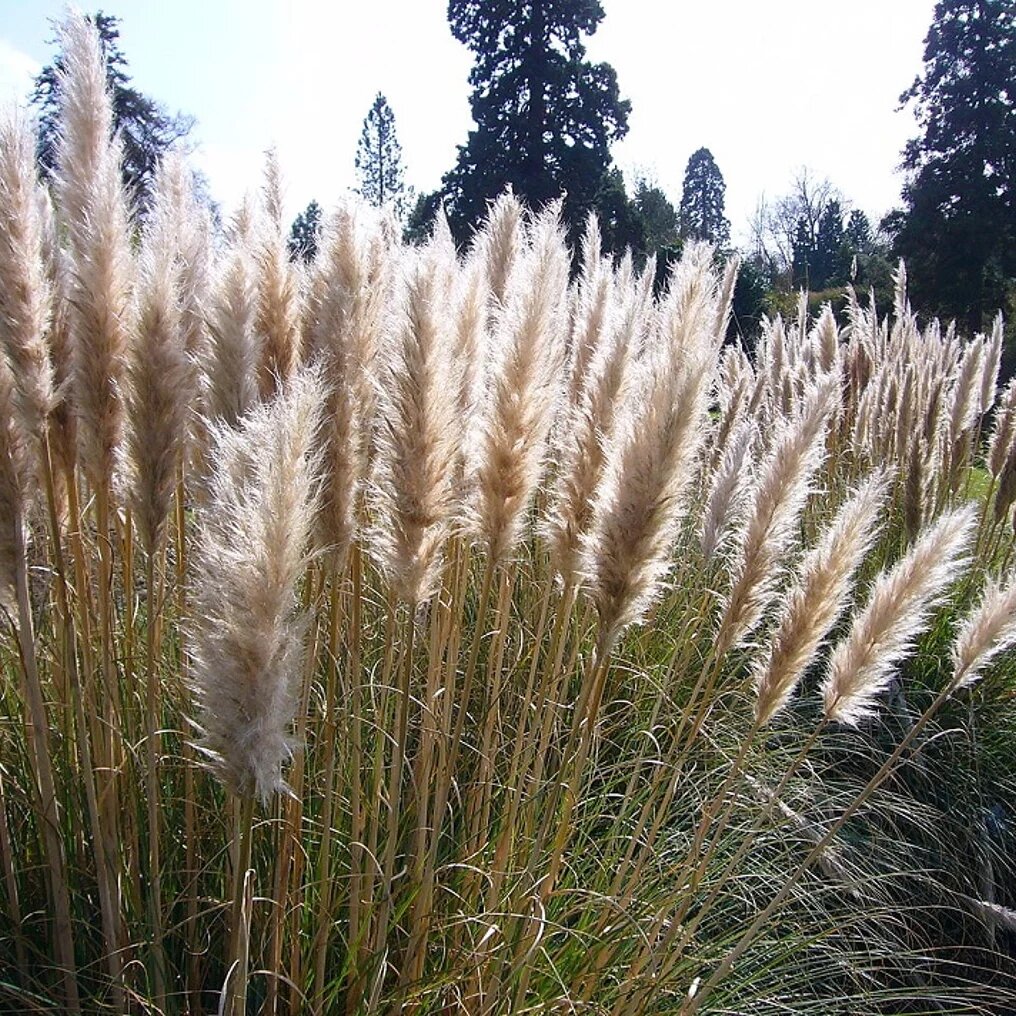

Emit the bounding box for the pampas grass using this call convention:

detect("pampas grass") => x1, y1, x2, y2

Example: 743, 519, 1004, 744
3, 17, 1016, 1013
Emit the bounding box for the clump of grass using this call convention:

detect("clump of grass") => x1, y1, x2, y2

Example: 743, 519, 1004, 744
2, 14, 1016, 1016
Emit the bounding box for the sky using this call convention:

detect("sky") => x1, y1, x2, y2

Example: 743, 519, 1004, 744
0, 1, 937, 243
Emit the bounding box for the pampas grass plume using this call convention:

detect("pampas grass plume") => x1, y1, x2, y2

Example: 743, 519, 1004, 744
370, 233, 461, 605
822, 505, 975, 725
0, 114, 54, 456
754, 472, 886, 725
582, 244, 719, 641
951, 577, 1016, 691
471, 203, 569, 563
191, 368, 322, 803
129, 157, 191, 552
53, 12, 134, 493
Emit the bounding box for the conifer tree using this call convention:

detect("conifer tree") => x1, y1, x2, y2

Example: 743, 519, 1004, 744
355, 92, 411, 220
288, 199, 322, 262
890, 0, 1015, 328
441, 0, 630, 244
679, 147, 730, 248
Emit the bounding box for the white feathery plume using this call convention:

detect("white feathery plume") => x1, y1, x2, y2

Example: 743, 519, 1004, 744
951, 577, 1016, 691
0, 113, 54, 460
191, 368, 322, 803
470, 203, 569, 563
717, 376, 838, 655
700, 420, 757, 564
370, 235, 461, 605
753, 473, 887, 725
206, 200, 260, 427
128, 157, 191, 553
582, 243, 719, 641
822, 505, 976, 726
52, 12, 135, 493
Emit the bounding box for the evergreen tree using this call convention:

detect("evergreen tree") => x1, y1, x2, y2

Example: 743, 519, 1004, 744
678, 147, 730, 248
441, 0, 630, 245
31, 11, 194, 215
633, 176, 679, 253
890, 0, 1015, 329
594, 168, 644, 254
355, 92, 411, 220
845, 209, 874, 256
403, 190, 444, 245
813, 199, 846, 290
288, 199, 323, 263
790, 217, 815, 290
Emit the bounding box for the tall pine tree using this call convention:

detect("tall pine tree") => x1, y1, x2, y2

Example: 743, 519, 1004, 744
355, 92, 411, 220
889, 0, 1015, 329
441, 0, 630, 244
678, 148, 730, 248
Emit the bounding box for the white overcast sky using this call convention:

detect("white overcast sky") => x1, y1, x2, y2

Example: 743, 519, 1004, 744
0, 1, 937, 242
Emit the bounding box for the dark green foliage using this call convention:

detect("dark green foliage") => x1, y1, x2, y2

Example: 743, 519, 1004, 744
632, 176, 679, 254
403, 189, 444, 245
288, 199, 322, 263
730, 257, 769, 344
441, 0, 630, 247
890, 0, 1015, 331
791, 200, 893, 297
679, 147, 730, 248
31, 11, 194, 216
355, 92, 411, 220
594, 167, 644, 254
813, 199, 847, 290
791, 216, 814, 290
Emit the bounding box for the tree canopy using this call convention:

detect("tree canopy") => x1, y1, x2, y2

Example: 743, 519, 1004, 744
441, 0, 630, 245
889, 0, 1015, 329
31, 11, 194, 215
355, 92, 412, 220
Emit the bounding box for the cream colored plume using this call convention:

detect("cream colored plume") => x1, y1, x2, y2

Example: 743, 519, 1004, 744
470, 203, 570, 563
951, 577, 1016, 691
754, 473, 887, 725
822, 505, 975, 726
370, 232, 461, 605
190, 369, 322, 803
52, 12, 134, 493
0, 354, 31, 609
0, 114, 54, 460
206, 199, 260, 427
128, 157, 192, 553
582, 244, 720, 642
304, 204, 389, 562
255, 152, 301, 397
717, 376, 838, 656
